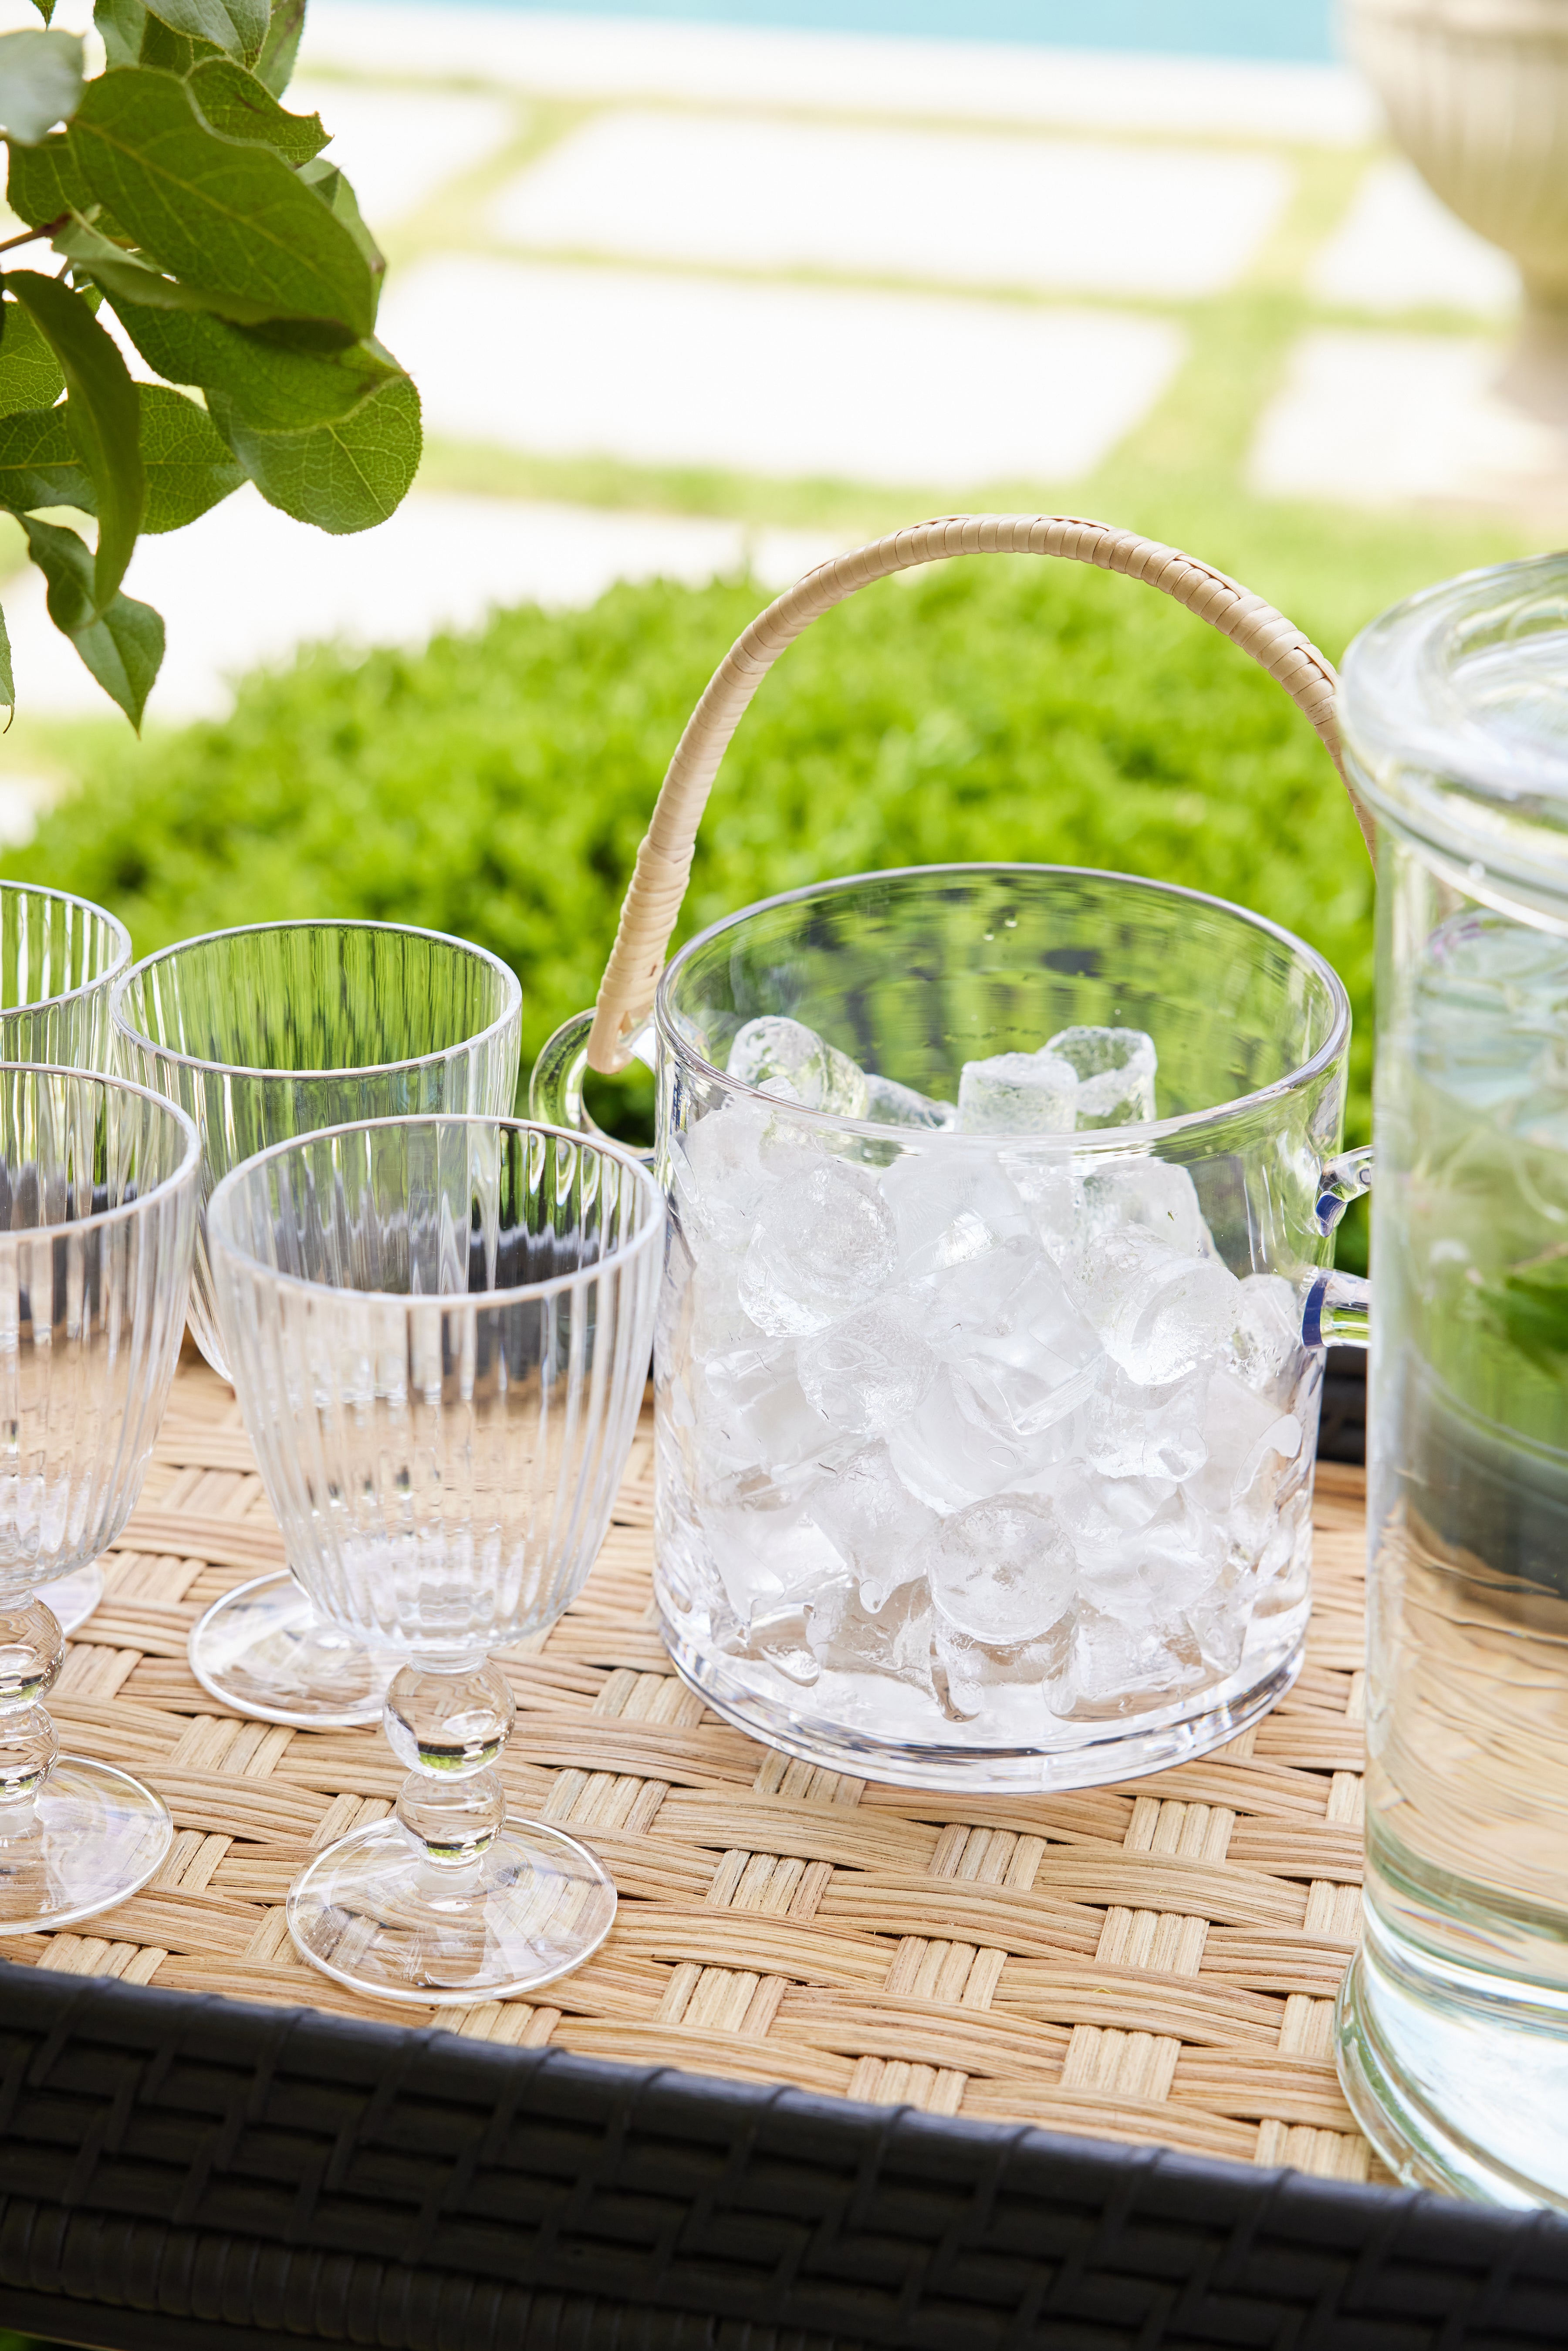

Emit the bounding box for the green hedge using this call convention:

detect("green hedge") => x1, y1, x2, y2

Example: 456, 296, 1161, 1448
3, 553, 1374, 1257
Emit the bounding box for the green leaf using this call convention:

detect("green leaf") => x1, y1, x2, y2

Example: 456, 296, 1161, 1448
297, 156, 383, 298
139, 380, 243, 529
0, 601, 14, 712
210, 369, 419, 533
7, 270, 142, 609
59, 215, 302, 328
0, 28, 82, 145
94, 0, 146, 69
21, 514, 162, 728
110, 293, 402, 426
186, 56, 324, 160
0, 297, 64, 408
0, 404, 95, 513
1478, 1248, 1568, 1370
6, 125, 88, 222
69, 68, 376, 335
27, 0, 54, 29
142, 0, 266, 64
253, 0, 304, 97
140, 12, 226, 72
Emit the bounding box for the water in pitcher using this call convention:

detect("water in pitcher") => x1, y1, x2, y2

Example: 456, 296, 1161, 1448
1358, 875, 1568, 2202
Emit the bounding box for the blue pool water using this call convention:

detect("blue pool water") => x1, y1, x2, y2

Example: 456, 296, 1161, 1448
464, 0, 1336, 63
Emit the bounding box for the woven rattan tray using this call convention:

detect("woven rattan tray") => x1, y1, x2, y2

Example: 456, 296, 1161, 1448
9, 1348, 1568, 2351
17, 1346, 1379, 2182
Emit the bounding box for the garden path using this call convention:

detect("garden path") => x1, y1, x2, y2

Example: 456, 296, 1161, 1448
0, 0, 1549, 725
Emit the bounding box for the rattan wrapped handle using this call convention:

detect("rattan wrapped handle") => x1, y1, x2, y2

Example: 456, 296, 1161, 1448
585, 512, 1372, 1074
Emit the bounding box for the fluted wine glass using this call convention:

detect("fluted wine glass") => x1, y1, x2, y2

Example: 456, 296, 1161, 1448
209, 1114, 662, 2004
112, 921, 523, 1729
0, 1066, 199, 1932
0, 882, 134, 1638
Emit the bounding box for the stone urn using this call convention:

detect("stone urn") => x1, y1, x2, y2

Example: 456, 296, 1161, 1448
1342, 0, 1568, 321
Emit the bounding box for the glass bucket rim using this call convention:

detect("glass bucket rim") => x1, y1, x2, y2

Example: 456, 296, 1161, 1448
0, 1062, 201, 1235
655, 861, 1352, 1147
110, 917, 523, 1084
0, 878, 133, 1015
207, 1112, 666, 1310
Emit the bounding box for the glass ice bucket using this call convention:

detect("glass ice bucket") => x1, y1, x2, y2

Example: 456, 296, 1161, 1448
535, 515, 1374, 1793
1335, 554, 1568, 2209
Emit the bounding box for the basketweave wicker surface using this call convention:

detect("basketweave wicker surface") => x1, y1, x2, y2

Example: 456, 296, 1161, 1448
11, 1345, 1384, 2189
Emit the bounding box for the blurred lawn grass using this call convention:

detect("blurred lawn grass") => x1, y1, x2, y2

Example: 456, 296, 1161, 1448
0, 485, 1534, 1275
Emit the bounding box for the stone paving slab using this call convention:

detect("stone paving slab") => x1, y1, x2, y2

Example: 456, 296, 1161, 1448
381, 254, 1186, 487
292, 79, 517, 225
304, 2, 1378, 143
493, 108, 1291, 300
1249, 327, 1561, 506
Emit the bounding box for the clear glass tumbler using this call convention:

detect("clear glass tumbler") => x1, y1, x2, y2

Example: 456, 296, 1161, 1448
0, 1065, 199, 1931
0, 881, 134, 1637
1336, 555, 1568, 2207
112, 920, 523, 1729
627, 864, 1358, 1793
208, 1114, 662, 2004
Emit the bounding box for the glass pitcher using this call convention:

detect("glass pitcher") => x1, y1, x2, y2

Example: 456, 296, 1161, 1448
1336, 555, 1568, 2209
534, 515, 1374, 1793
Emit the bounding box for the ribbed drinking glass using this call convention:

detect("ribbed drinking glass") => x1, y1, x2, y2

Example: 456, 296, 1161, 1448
0, 1066, 199, 1932
0, 882, 134, 1637
209, 1115, 662, 2004
112, 920, 523, 1729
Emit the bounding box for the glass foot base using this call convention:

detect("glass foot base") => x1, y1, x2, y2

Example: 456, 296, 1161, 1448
1337, 1938, 1568, 2209
37, 1559, 104, 1638
188, 1573, 396, 1729
0, 1757, 172, 1932
287, 1816, 616, 2005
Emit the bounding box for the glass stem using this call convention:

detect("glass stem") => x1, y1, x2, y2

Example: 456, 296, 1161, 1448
0, 1596, 63, 1827
383, 1657, 515, 1871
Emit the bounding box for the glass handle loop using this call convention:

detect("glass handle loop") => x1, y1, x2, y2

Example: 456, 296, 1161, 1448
1316, 1144, 1375, 1234
1303, 1270, 1371, 1351
528, 1008, 656, 1164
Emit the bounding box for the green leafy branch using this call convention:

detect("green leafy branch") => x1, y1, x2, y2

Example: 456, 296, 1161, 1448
0, 0, 420, 724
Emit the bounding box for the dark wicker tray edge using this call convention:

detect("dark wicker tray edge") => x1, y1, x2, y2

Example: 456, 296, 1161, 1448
0, 1964, 1564, 2351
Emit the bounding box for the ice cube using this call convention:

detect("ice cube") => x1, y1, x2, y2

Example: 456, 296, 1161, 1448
739, 1158, 898, 1336
882, 1150, 1033, 1280
863, 1070, 956, 1130
797, 1296, 937, 1439
1001, 1154, 1085, 1263
1045, 1461, 1178, 1558
701, 1480, 844, 1622
804, 1573, 939, 1701
918, 1492, 1078, 1644
720, 1601, 822, 1685
672, 1098, 777, 1256
1047, 1606, 1207, 1720
1081, 1154, 1213, 1256
1082, 1359, 1209, 1481
804, 1439, 939, 1611
957, 1049, 1077, 1136
1193, 1368, 1301, 1506
1047, 1025, 1157, 1128
889, 1365, 1080, 1510
1078, 1231, 1241, 1384
936, 1246, 1104, 1439
1226, 1273, 1302, 1392
700, 1336, 832, 1478
728, 1015, 869, 1116
932, 1613, 1068, 1721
